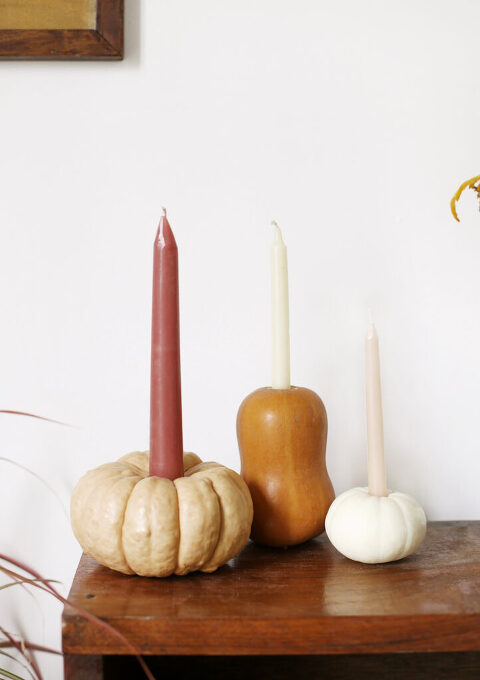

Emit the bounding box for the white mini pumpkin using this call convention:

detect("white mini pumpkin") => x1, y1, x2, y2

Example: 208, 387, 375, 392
71, 451, 253, 577
325, 319, 427, 565
325, 487, 426, 564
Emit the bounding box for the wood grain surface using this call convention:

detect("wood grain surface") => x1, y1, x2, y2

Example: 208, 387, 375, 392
62, 521, 480, 657
64, 654, 102, 680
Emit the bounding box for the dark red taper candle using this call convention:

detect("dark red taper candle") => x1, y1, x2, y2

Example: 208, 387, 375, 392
149, 210, 184, 479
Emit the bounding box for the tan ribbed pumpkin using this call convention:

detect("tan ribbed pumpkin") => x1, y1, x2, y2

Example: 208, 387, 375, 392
71, 452, 253, 577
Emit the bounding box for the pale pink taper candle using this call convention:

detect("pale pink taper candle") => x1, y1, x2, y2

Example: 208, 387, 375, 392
365, 314, 387, 497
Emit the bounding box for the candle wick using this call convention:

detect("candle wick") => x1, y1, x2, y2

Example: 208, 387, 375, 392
162, 207, 167, 217
271, 221, 282, 241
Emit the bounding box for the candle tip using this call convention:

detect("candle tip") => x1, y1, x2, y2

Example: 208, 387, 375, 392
271, 221, 283, 241
162, 207, 167, 217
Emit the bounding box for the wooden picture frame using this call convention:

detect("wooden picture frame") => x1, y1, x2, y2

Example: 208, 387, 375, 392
0, 0, 123, 60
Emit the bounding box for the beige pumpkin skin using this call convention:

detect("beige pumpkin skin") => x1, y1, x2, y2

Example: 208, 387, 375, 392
71, 452, 253, 577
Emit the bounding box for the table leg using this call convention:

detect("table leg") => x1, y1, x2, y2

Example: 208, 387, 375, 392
64, 654, 103, 679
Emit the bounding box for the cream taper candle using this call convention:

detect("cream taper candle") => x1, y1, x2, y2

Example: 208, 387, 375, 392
365, 314, 387, 497
271, 222, 291, 389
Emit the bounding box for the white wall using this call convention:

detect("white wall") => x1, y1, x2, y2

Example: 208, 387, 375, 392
1, 0, 480, 676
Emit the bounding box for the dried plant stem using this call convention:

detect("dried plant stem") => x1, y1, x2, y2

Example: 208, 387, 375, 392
0, 410, 81, 678
0, 643, 60, 657
0, 629, 41, 680
0, 578, 60, 592
0, 556, 154, 680
0, 648, 36, 680
0, 458, 68, 520
0, 411, 73, 428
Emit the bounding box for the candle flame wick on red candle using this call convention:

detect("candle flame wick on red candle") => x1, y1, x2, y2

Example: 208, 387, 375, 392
156, 210, 175, 248
162, 206, 167, 217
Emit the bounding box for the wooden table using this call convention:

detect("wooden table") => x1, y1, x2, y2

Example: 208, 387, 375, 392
62, 521, 480, 679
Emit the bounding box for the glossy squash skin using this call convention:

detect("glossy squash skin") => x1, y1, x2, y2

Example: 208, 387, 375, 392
237, 386, 335, 547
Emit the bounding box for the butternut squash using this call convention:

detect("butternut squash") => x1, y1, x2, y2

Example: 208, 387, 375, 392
237, 386, 334, 547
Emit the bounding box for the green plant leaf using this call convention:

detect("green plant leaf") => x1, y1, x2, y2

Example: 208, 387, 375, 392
0, 629, 41, 680
0, 566, 48, 640
0, 668, 26, 680
0, 651, 35, 680
0, 578, 60, 592
0, 409, 77, 680
0, 555, 154, 680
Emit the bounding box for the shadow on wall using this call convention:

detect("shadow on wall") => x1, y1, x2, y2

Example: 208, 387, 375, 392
125, 0, 141, 66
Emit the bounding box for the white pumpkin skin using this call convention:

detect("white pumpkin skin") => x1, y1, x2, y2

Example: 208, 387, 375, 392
71, 452, 253, 577
325, 487, 426, 564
